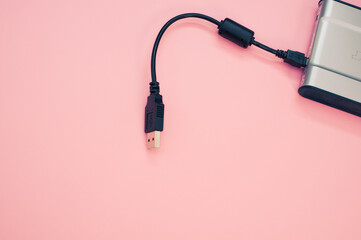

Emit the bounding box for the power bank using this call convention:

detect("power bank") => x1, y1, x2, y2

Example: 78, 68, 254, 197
299, 0, 361, 117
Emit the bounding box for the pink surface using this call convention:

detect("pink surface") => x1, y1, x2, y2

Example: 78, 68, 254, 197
1, 0, 361, 239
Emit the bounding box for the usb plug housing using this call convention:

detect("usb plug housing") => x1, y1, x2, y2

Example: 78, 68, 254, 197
145, 93, 164, 149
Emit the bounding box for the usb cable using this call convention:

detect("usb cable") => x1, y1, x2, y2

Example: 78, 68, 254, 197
145, 13, 308, 149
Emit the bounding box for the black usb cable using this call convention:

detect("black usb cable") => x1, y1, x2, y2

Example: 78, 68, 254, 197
145, 13, 308, 149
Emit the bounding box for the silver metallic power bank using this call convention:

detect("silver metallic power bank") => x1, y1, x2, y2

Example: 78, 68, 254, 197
299, 0, 361, 117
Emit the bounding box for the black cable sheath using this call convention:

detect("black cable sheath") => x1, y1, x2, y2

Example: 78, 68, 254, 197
150, 13, 307, 91
252, 40, 277, 55
151, 13, 221, 84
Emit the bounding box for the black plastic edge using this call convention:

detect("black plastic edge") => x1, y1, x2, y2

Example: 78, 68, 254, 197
298, 85, 361, 117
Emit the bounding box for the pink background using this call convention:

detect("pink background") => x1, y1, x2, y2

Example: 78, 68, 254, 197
1, 0, 361, 239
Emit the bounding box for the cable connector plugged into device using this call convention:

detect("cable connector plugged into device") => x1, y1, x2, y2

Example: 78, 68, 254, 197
276, 50, 308, 68
145, 82, 164, 149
